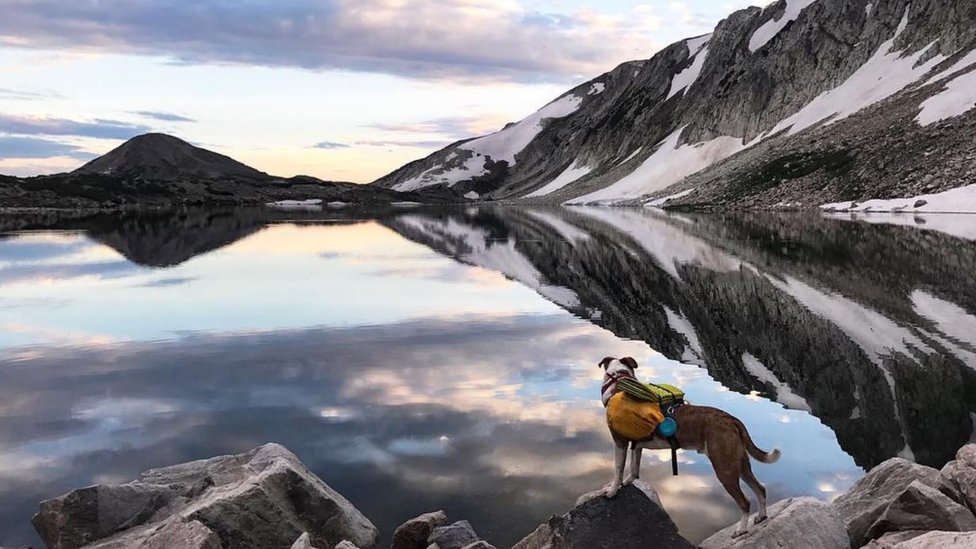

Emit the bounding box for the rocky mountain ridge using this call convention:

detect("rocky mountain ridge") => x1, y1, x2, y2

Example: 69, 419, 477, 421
0, 133, 446, 208
372, 0, 976, 210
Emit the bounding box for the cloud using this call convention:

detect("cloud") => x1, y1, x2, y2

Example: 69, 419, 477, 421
0, 114, 151, 139
130, 110, 195, 123
0, 87, 63, 101
366, 115, 507, 140
354, 139, 453, 149
134, 276, 197, 288
312, 140, 351, 149
0, 0, 667, 82
0, 135, 96, 160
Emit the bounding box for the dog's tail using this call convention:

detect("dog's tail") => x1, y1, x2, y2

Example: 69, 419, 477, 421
734, 418, 781, 464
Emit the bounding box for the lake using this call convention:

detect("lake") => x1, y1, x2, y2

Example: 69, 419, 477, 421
1, 205, 974, 547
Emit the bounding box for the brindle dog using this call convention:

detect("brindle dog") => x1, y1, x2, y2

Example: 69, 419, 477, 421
600, 356, 781, 537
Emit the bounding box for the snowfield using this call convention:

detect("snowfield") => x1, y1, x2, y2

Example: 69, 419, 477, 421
567, 128, 745, 205
917, 50, 976, 125
761, 8, 945, 138
525, 162, 592, 198
749, 0, 819, 52
667, 36, 710, 100
821, 183, 976, 214
392, 93, 584, 193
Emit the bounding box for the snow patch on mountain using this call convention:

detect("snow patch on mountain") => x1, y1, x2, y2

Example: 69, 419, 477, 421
749, 0, 819, 52
762, 8, 946, 137
646, 188, 696, 207
394, 153, 488, 192
589, 82, 606, 95
821, 183, 976, 213
917, 64, 976, 126
460, 94, 583, 165
525, 162, 592, 197
667, 38, 710, 100
568, 128, 745, 204
742, 352, 811, 412
616, 147, 643, 166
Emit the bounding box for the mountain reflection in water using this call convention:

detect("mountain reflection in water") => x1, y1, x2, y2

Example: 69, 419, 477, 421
0, 206, 973, 547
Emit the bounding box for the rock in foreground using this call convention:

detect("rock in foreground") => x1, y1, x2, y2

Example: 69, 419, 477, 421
32, 443, 378, 549
513, 482, 693, 549
701, 497, 850, 549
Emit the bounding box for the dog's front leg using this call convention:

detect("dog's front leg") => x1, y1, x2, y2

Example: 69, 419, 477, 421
623, 446, 641, 485
604, 444, 627, 498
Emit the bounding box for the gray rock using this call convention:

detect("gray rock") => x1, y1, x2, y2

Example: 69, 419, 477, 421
832, 457, 943, 546
890, 530, 976, 548
291, 533, 320, 549
459, 543, 495, 549
701, 497, 849, 549
574, 480, 661, 508
512, 483, 693, 549
865, 480, 976, 541
84, 517, 222, 549
392, 511, 448, 549
335, 542, 361, 549
32, 443, 378, 549
860, 530, 928, 549
427, 521, 480, 549
941, 444, 976, 516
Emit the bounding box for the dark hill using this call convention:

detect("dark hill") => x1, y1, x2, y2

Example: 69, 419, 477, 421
73, 133, 269, 181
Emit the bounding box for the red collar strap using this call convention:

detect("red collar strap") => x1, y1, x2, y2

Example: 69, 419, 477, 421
601, 370, 634, 395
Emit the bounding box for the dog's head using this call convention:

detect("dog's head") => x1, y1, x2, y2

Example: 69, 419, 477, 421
599, 356, 638, 379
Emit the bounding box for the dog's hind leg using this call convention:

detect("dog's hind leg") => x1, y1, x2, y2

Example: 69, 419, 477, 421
740, 455, 767, 524
624, 446, 642, 485
709, 433, 751, 537
604, 443, 628, 498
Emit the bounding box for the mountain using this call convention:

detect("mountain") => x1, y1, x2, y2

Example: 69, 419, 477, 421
372, 0, 976, 210
1, 133, 451, 208
73, 133, 270, 181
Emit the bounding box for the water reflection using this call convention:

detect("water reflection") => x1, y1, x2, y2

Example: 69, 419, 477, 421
0, 206, 973, 547
386, 207, 976, 468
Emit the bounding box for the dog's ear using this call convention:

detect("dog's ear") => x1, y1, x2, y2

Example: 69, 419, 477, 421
620, 357, 638, 370
598, 356, 615, 369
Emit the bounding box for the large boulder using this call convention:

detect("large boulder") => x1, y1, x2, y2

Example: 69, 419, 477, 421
427, 521, 481, 549
32, 444, 378, 549
940, 444, 976, 516
860, 530, 928, 549
865, 480, 976, 540
890, 531, 976, 548
700, 497, 849, 549
512, 483, 693, 549
81, 517, 222, 549
832, 457, 944, 546
392, 511, 448, 549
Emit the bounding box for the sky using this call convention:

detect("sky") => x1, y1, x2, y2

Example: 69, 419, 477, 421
0, 0, 765, 182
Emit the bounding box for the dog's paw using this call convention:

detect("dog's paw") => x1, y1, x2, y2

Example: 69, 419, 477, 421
622, 475, 636, 486
603, 484, 621, 499
731, 529, 748, 538
754, 514, 768, 525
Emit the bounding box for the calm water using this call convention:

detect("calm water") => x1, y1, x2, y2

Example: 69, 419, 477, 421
1, 206, 974, 547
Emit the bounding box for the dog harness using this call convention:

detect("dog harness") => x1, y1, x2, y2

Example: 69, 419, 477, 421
603, 374, 685, 475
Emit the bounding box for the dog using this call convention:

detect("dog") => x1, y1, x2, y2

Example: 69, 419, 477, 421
599, 356, 781, 537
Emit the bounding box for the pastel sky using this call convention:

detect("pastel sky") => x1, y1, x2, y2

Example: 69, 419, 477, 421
0, 0, 765, 182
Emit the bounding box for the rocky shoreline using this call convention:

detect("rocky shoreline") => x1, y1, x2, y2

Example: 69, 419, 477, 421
6, 442, 975, 549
